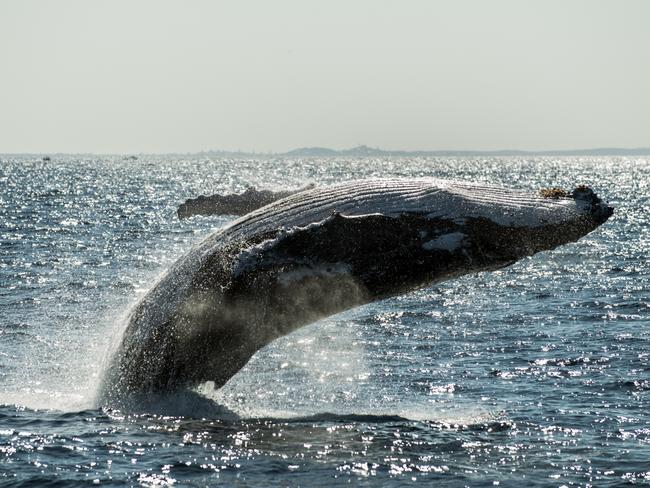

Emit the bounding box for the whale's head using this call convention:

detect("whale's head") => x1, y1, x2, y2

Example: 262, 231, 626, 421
404, 181, 614, 264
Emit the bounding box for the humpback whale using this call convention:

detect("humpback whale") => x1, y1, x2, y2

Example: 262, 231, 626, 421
99, 179, 612, 407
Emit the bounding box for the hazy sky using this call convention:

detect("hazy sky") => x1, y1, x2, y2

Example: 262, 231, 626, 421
1, 0, 649, 153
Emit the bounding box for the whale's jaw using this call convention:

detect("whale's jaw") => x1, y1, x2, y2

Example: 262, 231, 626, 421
98, 179, 612, 407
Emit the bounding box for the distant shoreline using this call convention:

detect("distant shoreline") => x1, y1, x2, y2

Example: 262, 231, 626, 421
3, 145, 650, 158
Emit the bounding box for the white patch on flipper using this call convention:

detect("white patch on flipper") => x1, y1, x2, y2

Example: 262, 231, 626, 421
422, 232, 467, 251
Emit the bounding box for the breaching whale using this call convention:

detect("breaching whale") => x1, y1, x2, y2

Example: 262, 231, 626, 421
98, 179, 612, 406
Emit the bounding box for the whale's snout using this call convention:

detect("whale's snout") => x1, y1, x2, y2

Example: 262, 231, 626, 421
570, 185, 614, 225
539, 184, 613, 227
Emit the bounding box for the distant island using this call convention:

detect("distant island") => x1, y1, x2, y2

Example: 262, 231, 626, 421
196, 145, 650, 158
6, 145, 650, 159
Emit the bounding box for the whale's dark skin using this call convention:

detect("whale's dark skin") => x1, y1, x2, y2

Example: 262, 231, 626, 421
98, 179, 612, 407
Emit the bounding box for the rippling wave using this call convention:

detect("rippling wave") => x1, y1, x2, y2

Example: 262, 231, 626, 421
0, 155, 648, 486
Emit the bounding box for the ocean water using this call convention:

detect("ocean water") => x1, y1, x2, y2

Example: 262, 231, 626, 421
0, 155, 648, 487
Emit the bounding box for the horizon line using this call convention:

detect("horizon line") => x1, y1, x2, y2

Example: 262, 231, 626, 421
3, 145, 650, 157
